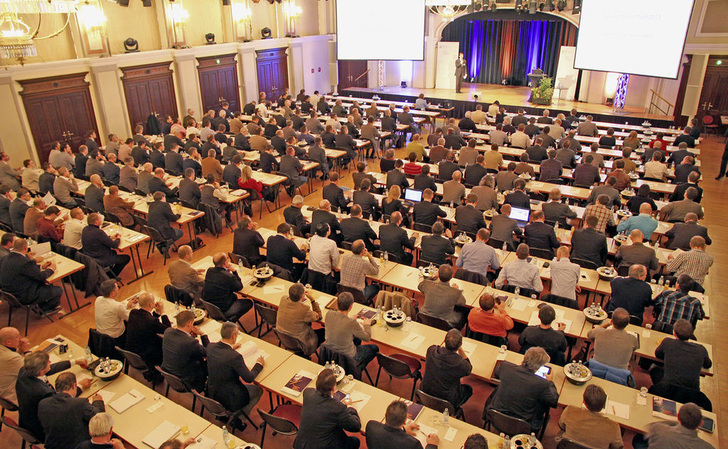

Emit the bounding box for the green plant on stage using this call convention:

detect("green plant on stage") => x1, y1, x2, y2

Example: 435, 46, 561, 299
531, 77, 554, 104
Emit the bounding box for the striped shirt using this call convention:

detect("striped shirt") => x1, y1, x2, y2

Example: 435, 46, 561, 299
665, 249, 713, 286
654, 290, 704, 325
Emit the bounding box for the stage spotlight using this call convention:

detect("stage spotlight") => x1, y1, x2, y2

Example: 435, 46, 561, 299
528, 0, 537, 14
556, 0, 566, 11
205, 33, 216, 44
572, 0, 581, 14
545, 0, 555, 11
123, 38, 139, 53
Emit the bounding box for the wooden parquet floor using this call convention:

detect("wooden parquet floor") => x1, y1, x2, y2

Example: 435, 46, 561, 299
1, 134, 725, 449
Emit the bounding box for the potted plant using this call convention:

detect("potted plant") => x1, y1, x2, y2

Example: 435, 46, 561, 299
530, 77, 554, 105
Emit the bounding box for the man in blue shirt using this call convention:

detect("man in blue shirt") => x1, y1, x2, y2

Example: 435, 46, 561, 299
456, 228, 501, 281
616, 202, 658, 239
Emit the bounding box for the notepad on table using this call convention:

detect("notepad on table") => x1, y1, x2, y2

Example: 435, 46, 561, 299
110, 389, 145, 414
461, 340, 477, 358
263, 285, 285, 295
509, 297, 528, 311
401, 334, 425, 350
281, 371, 315, 397
238, 340, 270, 370
142, 420, 180, 449
415, 423, 438, 448
96, 390, 116, 403
128, 234, 146, 243
606, 400, 630, 419
444, 426, 458, 441
186, 435, 217, 449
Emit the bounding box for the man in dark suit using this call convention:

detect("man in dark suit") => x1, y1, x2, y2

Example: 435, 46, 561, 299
131, 141, 150, 167
438, 151, 460, 182
673, 127, 696, 148
366, 400, 439, 449
81, 212, 131, 277
310, 200, 342, 244
149, 144, 166, 169
148, 191, 184, 243
353, 179, 380, 221
614, 229, 659, 272
504, 179, 531, 210
164, 144, 184, 175
232, 216, 265, 266
541, 189, 577, 227
38, 372, 105, 449
455, 193, 487, 235
539, 150, 563, 182
161, 309, 209, 392
266, 222, 308, 280
606, 264, 653, 320
670, 170, 703, 203
421, 329, 473, 409
524, 210, 560, 259
340, 205, 378, 251
85, 174, 105, 212
386, 160, 410, 192
0, 238, 62, 312
284, 195, 310, 236
179, 168, 202, 207
526, 137, 548, 163
125, 292, 171, 373
463, 155, 488, 187
443, 127, 466, 151
413, 188, 446, 227
673, 156, 700, 185
378, 212, 416, 265
73, 146, 89, 178
334, 126, 358, 163
294, 369, 361, 449
207, 322, 264, 430
322, 172, 350, 213
38, 164, 56, 195
413, 165, 437, 192
223, 156, 243, 190
570, 215, 608, 267
16, 351, 90, 441
148, 168, 179, 201
665, 212, 711, 250
203, 253, 252, 322
9, 188, 31, 233
489, 204, 522, 250
420, 221, 455, 265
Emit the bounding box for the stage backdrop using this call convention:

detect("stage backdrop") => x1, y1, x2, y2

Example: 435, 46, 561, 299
436, 41, 460, 90
441, 12, 577, 86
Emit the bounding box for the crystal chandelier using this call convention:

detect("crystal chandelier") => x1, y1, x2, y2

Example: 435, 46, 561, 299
0, 12, 36, 59
426, 0, 470, 20
0, 0, 78, 14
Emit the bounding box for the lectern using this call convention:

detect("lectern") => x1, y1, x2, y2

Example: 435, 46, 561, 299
527, 69, 546, 87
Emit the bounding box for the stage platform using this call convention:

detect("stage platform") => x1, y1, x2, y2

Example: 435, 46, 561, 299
341, 84, 674, 128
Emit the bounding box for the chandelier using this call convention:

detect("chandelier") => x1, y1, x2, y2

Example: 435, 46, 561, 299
0, 0, 78, 13
0, 1, 74, 63
426, 0, 470, 20
0, 12, 35, 58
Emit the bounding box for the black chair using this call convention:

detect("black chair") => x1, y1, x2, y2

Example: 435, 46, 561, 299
193, 390, 258, 431
254, 303, 278, 339
340, 240, 353, 251
274, 329, 312, 358
466, 328, 508, 348
616, 265, 630, 276
541, 293, 578, 310
115, 346, 155, 386
104, 212, 123, 225
556, 438, 593, 449
372, 250, 401, 264
0, 289, 54, 336
317, 343, 374, 384
164, 284, 195, 308
156, 366, 197, 412
454, 268, 489, 286
416, 312, 452, 331
529, 247, 554, 260
336, 284, 369, 306
487, 237, 511, 251
0, 415, 41, 449
143, 225, 174, 265
132, 214, 149, 233
413, 222, 433, 233
0, 396, 18, 432
649, 382, 712, 412
572, 258, 599, 270
499, 284, 540, 300
375, 353, 422, 400
484, 409, 531, 438
228, 253, 251, 268
134, 189, 148, 196
415, 389, 464, 420
258, 404, 302, 448
87, 329, 120, 360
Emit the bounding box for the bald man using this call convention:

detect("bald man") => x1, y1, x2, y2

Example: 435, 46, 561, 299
614, 229, 659, 272
0, 326, 31, 402
125, 293, 170, 374
311, 199, 341, 244
203, 253, 252, 323
85, 174, 106, 213
168, 245, 205, 300
616, 202, 658, 239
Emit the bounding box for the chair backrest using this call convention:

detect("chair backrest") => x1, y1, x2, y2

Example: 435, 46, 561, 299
164, 284, 195, 307
317, 344, 362, 379
274, 329, 310, 356
134, 189, 147, 196
255, 303, 278, 328
143, 225, 167, 244
413, 222, 432, 233
702, 115, 713, 125
340, 240, 353, 251
499, 284, 539, 300
258, 261, 291, 281
258, 408, 300, 435
114, 346, 149, 374
454, 268, 489, 286
228, 253, 251, 268
487, 237, 509, 251
336, 284, 369, 306
133, 214, 148, 231
0, 416, 42, 444
468, 329, 507, 348
485, 409, 532, 437
616, 265, 630, 277
199, 299, 226, 322
529, 247, 554, 260
542, 293, 579, 310
649, 382, 712, 412
372, 250, 401, 264
156, 366, 192, 393
192, 390, 229, 417
87, 329, 120, 359
556, 437, 593, 449
0, 396, 18, 411
376, 353, 414, 379
416, 312, 452, 331
0, 290, 21, 308
571, 258, 598, 270
415, 389, 457, 415
104, 212, 122, 225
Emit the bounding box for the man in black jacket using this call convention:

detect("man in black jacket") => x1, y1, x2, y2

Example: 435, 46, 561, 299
421, 329, 473, 409
335, 126, 358, 163
179, 168, 202, 207
311, 200, 341, 244
266, 222, 308, 280
16, 351, 90, 441
9, 188, 30, 233
148, 191, 184, 243
232, 216, 265, 266
526, 137, 548, 163
665, 212, 711, 250
131, 141, 150, 167
259, 147, 278, 174
284, 195, 311, 235
148, 168, 179, 201
203, 253, 252, 322
437, 151, 460, 182
207, 322, 264, 430
570, 215, 608, 267
379, 212, 417, 265
420, 222, 455, 265
353, 179, 380, 221
125, 292, 171, 373
504, 179, 531, 210
454, 193, 487, 235
38, 372, 105, 449
413, 188, 446, 227
294, 369, 361, 449
73, 146, 89, 178
85, 174, 105, 212
366, 400, 439, 449
606, 264, 653, 320
443, 127, 466, 150
322, 172, 349, 214
308, 136, 329, 179
149, 143, 166, 169
222, 155, 243, 189
386, 160, 410, 192
413, 164, 437, 192
0, 238, 62, 312
340, 205, 378, 251
524, 210, 560, 259
81, 213, 131, 277
161, 309, 209, 392
164, 144, 184, 175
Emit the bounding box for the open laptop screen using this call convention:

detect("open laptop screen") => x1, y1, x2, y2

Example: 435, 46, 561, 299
404, 189, 423, 203
509, 207, 531, 223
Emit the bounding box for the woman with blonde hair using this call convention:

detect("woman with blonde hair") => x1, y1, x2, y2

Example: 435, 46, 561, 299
382, 185, 408, 225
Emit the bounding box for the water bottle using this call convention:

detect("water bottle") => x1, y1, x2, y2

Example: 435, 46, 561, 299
504, 435, 511, 448
502, 242, 508, 251
325, 360, 332, 371
441, 407, 449, 426
222, 426, 233, 449
530, 432, 538, 447
376, 305, 382, 322
174, 302, 180, 314
497, 433, 505, 449
514, 287, 520, 299
84, 346, 93, 364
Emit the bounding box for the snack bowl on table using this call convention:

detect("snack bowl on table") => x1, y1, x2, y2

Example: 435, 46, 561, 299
596, 266, 617, 281
193, 308, 206, 325
616, 209, 632, 217
419, 265, 439, 279
94, 359, 123, 381
563, 362, 593, 386
583, 305, 609, 324
454, 234, 472, 246
383, 309, 406, 327
613, 233, 629, 244
253, 266, 274, 281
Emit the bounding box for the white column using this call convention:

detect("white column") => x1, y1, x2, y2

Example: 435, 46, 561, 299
173, 50, 202, 118
0, 75, 35, 162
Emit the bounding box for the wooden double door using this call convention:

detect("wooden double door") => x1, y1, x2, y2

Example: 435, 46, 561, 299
338, 60, 368, 92
19, 73, 100, 163
698, 56, 728, 117
121, 62, 178, 133
198, 54, 241, 113
256, 48, 289, 101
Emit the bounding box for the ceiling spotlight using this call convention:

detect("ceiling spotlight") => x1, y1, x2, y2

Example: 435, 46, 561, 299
556, 0, 566, 11
572, 0, 581, 14
123, 37, 139, 53
545, 0, 555, 11
528, 0, 537, 14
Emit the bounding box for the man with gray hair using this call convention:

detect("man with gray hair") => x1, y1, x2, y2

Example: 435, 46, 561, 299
494, 243, 543, 294
421, 329, 473, 410
486, 347, 559, 433
125, 292, 170, 376
284, 194, 310, 235
52, 166, 79, 208
38, 372, 105, 449
0, 326, 30, 402
207, 322, 264, 431
587, 307, 639, 370
168, 244, 205, 300
77, 412, 124, 449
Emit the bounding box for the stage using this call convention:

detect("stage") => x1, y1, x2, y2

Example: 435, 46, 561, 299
341, 83, 674, 128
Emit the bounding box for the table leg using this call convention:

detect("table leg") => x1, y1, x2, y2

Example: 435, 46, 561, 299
127, 244, 153, 284
58, 277, 88, 317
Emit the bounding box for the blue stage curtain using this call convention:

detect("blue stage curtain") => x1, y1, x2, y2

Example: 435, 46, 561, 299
442, 17, 576, 86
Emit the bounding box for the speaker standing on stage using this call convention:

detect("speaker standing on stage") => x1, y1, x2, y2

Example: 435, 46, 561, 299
455, 53, 467, 93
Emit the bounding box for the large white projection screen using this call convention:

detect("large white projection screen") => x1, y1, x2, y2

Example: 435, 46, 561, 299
336, 0, 425, 60
574, 0, 695, 79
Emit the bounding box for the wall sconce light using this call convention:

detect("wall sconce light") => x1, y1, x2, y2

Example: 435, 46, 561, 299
77, 1, 109, 55
232, 0, 253, 42
123, 37, 139, 52
282, 0, 301, 38
167, 0, 189, 48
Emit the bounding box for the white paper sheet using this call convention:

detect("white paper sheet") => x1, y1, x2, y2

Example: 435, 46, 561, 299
238, 340, 270, 370
461, 341, 477, 358
109, 389, 145, 414
606, 400, 630, 419
444, 426, 458, 441
96, 390, 116, 403
347, 390, 371, 412
401, 334, 426, 350
186, 435, 217, 449
509, 298, 529, 311
263, 285, 285, 295
142, 420, 180, 449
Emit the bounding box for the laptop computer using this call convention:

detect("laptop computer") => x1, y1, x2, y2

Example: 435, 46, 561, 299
509, 207, 531, 227
30, 242, 54, 260
404, 189, 423, 204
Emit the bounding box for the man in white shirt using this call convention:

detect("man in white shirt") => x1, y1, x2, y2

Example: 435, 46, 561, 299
62, 207, 86, 250
549, 246, 581, 300
94, 280, 136, 343
644, 151, 668, 181
510, 124, 532, 149
495, 243, 543, 294
307, 223, 341, 293
21, 160, 43, 192
325, 114, 342, 132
